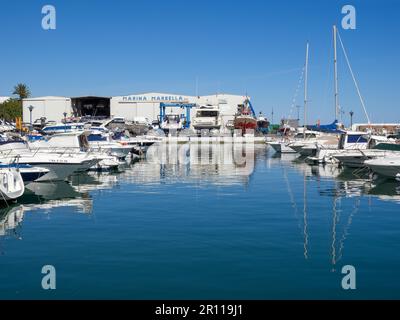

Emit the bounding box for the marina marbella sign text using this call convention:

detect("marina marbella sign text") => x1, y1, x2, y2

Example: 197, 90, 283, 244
121, 95, 189, 103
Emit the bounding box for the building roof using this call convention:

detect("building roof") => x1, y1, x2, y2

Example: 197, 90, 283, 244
70, 96, 111, 100
22, 96, 71, 101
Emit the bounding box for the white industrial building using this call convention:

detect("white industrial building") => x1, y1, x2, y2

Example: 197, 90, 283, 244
23, 92, 248, 129
22, 96, 72, 124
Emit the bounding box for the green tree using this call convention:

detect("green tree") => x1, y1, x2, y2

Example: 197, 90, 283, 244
0, 99, 22, 121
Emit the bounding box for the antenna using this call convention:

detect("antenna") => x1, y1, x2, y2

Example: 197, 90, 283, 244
195, 76, 199, 97
271, 107, 274, 124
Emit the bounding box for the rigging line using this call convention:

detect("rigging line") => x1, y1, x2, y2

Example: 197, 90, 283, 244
337, 197, 360, 262
282, 167, 302, 235
282, 66, 305, 136
331, 195, 339, 271
336, 30, 371, 125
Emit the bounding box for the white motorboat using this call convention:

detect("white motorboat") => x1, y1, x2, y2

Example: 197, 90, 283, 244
87, 131, 132, 159
13, 153, 98, 181
30, 130, 131, 160
0, 163, 49, 183
0, 167, 25, 201
269, 130, 321, 154
42, 122, 85, 134
287, 130, 323, 155
192, 105, 221, 130
331, 135, 400, 167
160, 114, 184, 133
365, 157, 400, 179
307, 131, 369, 164
0, 140, 100, 181
269, 140, 297, 153
89, 155, 122, 171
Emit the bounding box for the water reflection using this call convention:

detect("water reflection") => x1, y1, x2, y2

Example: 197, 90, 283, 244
0, 205, 24, 238
1, 145, 400, 242
119, 143, 266, 186
269, 152, 400, 272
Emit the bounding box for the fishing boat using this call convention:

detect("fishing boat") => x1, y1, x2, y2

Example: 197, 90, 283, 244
0, 167, 25, 201
234, 99, 257, 134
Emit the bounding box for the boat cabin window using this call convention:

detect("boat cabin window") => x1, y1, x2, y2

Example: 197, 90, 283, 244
88, 134, 107, 142
165, 115, 180, 122
88, 121, 103, 127
111, 118, 125, 124
347, 134, 368, 144
196, 111, 218, 117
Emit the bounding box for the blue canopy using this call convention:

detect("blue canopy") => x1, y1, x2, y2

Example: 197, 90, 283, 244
307, 120, 342, 133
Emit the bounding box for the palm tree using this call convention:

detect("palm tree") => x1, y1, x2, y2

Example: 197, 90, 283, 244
11, 83, 31, 125
13, 83, 31, 100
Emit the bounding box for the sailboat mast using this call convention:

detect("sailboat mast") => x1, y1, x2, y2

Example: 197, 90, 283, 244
333, 25, 339, 121
304, 42, 309, 140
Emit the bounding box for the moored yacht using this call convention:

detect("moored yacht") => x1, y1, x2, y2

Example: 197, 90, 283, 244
365, 157, 400, 179
269, 140, 297, 153
306, 131, 369, 164
0, 139, 100, 181
332, 135, 400, 168
287, 130, 326, 155
0, 167, 25, 201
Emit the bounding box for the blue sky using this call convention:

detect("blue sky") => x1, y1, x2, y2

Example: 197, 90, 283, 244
0, 0, 399, 124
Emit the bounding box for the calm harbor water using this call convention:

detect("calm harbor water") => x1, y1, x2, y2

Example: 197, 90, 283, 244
1, 143, 400, 299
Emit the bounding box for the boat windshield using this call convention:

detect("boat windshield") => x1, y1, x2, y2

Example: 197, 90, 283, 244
165, 115, 180, 122
295, 133, 316, 139
347, 134, 368, 143
196, 111, 218, 117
